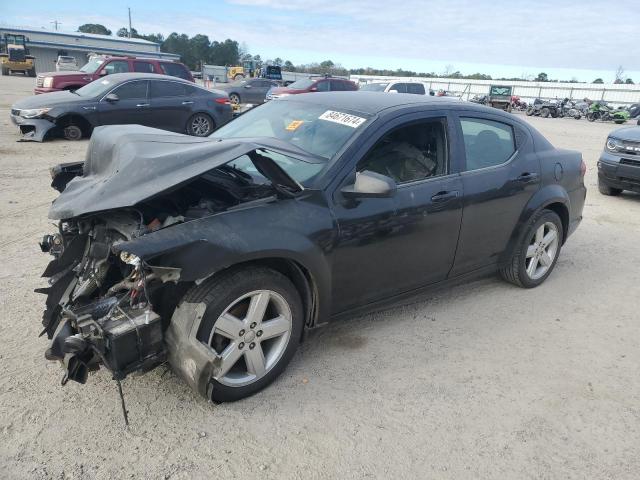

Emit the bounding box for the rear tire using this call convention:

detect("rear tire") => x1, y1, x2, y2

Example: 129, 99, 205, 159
525, 107, 534, 116
229, 93, 241, 105
181, 267, 304, 402
598, 178, 622, 196
540, 107, 550, 118
500, 209, 563, 288
28, 68, 36, 77
186, 113, 214, 137
234, 74, 245, 80
1, 66, 8, 76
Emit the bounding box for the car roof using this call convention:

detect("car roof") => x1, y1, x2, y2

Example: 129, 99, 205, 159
102, 72, 193, 84
279, 91, 470, 114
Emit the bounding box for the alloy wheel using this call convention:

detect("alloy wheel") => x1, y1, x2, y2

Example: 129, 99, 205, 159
208, 290, 293, 387
525, 222, 559, 280
190, 115, 212, 136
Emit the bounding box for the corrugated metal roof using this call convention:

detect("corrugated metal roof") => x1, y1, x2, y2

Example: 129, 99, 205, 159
0, 24, 158, 45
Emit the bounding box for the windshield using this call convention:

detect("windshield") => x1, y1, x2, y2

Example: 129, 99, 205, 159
286, 78, 315, 90
80, 58, 105, 73
211, 100, 371, 161
74, 77, 116, 97
360, 83, 388, 92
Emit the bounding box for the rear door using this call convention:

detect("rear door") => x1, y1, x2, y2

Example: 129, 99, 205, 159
449, 113, 540, 276
148, 79, 192, 132
244, 79, 273, 103
97, 80, 151, 126
133, 60, 157, 74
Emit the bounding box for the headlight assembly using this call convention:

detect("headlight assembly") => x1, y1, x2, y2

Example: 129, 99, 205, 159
606, 137, 622, 152
43, 76, 54, 88
20, 107, 52, 119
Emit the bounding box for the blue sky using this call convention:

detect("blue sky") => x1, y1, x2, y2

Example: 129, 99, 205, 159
3, 0, 640, 82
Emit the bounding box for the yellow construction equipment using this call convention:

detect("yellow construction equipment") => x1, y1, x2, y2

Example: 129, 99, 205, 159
0, 34, 36, 77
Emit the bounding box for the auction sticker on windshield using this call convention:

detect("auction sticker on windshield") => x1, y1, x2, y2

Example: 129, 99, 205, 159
319, 110, 366, 128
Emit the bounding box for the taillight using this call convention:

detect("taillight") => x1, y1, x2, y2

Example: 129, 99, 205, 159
215, 97, 231, 105
580, 159, 587, 177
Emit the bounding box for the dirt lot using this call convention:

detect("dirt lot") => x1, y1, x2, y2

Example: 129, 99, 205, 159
0, 74, 639, 480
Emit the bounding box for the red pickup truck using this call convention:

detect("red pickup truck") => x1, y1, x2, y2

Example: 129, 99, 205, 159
34, 56, 194, 94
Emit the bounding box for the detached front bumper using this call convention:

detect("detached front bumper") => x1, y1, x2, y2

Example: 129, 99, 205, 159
598, 152, 640, 193
10, 113, 56, 142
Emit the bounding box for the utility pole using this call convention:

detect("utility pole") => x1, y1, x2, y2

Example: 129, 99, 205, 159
128, 8, 132, 38
50, 20, 61, 31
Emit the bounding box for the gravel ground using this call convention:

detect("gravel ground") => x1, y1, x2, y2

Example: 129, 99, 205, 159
0, 74, 639, 480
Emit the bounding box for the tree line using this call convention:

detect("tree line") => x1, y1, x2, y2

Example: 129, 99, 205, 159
77, 24, 634, 84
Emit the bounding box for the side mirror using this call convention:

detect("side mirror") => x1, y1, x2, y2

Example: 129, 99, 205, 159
104, 93, 119, 103
98, 70, 108, 76
341, 170, 396, 199
309, 86, 318, 92
388, 89, 399, 94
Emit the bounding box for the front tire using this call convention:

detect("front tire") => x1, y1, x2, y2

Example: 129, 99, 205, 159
540, 107, 550, 118
184, 267, 304, 402
500, 210, 563, 288
186, 113, 214, 137
63, 124, 83, 141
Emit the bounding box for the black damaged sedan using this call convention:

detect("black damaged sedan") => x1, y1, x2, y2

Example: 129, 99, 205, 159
39, 92, 586, 404
10, 72, 232, 141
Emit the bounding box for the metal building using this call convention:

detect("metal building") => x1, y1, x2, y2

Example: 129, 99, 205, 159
0, 26, 180, 74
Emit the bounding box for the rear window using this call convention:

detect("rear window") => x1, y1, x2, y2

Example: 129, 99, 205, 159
159, 62, 190, 80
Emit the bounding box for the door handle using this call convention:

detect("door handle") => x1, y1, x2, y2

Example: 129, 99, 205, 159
431, 190, 459, 203
136, 103, 149, 107
82, 106, 96, 110
515, 172, 539, 183
181, 101, 194, 105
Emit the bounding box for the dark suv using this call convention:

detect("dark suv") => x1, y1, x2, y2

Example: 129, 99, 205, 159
34, 56, 193, 94
266, 76, 357, 100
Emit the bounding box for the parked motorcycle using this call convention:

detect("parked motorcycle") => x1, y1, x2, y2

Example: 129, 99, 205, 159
587, 101, 630, 124
557, 98, 583, 120
510, 95, 528, 111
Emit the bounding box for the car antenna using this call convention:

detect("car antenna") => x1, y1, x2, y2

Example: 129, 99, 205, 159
116, 378, 130, 426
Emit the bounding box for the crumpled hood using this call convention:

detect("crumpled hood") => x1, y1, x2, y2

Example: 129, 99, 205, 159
49, 125, 320, 220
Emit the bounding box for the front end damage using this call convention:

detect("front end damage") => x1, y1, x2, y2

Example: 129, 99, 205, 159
37, 125, 313, 406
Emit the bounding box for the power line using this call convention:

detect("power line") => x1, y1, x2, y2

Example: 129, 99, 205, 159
50, 20, 61, 31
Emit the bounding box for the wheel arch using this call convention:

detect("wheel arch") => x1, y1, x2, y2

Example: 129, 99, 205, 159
54, 113, 93, 136
501, 185, 570, 264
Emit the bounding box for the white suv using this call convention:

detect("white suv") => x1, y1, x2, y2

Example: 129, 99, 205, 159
360, 81, 431, 95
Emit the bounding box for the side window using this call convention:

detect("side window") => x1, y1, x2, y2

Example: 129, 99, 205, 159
330, 81, 345, 91
315, 81, 330, 92
103, 60, 130, 75
134, 61, 155, 73
150, 81, 187, 98
111, 80, 147, 100
460, 118, 516, 171
407, 83, 425, 95
357, 119, 448, 184
391, 83, 407, 93
159, 62, 190, 80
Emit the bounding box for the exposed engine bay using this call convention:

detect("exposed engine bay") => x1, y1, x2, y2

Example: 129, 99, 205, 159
40, 166, 279, 381
38, 133, 302, 394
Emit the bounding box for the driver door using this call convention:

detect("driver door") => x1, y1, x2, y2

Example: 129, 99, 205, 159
98, 80, 152, 127
329, 112, 464, 313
